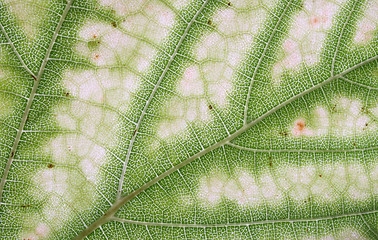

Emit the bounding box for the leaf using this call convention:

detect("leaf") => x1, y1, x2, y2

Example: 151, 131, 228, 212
0, 0, 377, 239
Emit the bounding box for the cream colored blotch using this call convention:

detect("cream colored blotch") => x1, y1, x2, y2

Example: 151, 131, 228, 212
273, 0, 344, 81
178, 66, 204, 96
290, 98, 377, 137
354, 2, 377, 44
198, 175, 225, 205
20, 223, 50, 240
302, 229, 368, 240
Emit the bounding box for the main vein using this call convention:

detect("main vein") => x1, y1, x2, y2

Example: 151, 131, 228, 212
112, 209, 377, 228
0, 0, 74, 204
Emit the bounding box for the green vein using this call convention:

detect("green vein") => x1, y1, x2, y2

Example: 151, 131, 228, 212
0, 0, 74, 204
111, 209, 378, 228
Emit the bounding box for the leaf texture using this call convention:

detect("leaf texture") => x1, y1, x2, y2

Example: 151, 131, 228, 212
0, 0, 377, 239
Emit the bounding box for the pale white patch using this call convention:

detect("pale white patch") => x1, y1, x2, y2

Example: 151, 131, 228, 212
157, 64, 213, 138
35, 223, 49, 238
224, 179, 244, 204
157, 119, 187, 138
347, 164, 370, 200
63, 69, 137, 109
199, 163, 377, 207
199, 175, 225, 205
213, 5, 266, 36
337, 229, 368, 240
204, 63, 233, 106
195, 32, 225, 61
354, 2, 377, 44
178, 66, 203, 96
290, 97, 377, 137
36, 169, 68, 195
198, 171, 262, 206
237, 171, 261, 205
4, 0, 47, 38
226, 35, 253, 66
330, 164, 348, 192
259, 173, 282, 202
314, 107, 329, 135
303, 229, 368, 240
42, 195, 72, 226
76, 20, 146, 66
311, 178, 336, 201
273, 0, 343, 81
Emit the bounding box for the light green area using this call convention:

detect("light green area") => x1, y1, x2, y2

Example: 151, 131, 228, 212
0, 0, 377, 239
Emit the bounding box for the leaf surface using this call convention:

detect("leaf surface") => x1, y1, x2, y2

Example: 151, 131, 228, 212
0, 0, 377, 239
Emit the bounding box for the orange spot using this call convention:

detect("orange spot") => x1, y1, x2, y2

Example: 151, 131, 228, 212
310, 16, 319, 25
93, 34, 97, 39
292, 119, 311, 136
296, 119, 305, 131
94, 54, 100, 60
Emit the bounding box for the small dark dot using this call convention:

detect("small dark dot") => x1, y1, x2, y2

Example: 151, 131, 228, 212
353, 142, 356, 146
207, 19, 212, 25
228, 2, 231, 6
47, 163, 55, 168
279, 131, 288, 136
111, 21, 117, 28
319, 174, 322, 177
208, 105, 213, 110
365, 123, 368, 127
65, 92, 70, 97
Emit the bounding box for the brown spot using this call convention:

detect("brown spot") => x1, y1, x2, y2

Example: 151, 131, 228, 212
93, 34, 97, 39
47, 163, 54, 168
208, 105, 213, 110
31, 75, 37, 81
207, 19, 212, 25
310, 16, 319, 25
227, 2, 231, 6
10, 151, 14, 158
296, 120, 305, 131
94, 54, 100, 60
133, 129, 137, 136
319, 174, 322, 177
64, 92, 69, 97
111, 21, 117, 28
21, 204, 31, 208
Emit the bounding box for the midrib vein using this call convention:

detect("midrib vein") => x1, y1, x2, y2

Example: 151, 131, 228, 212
0, 0, 74, 204
74, 55, 378, 240
116, 0, 210, 199
111, 209, 378, 228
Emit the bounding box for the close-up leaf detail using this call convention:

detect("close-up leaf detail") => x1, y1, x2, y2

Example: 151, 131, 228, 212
0, 0, 377, 239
